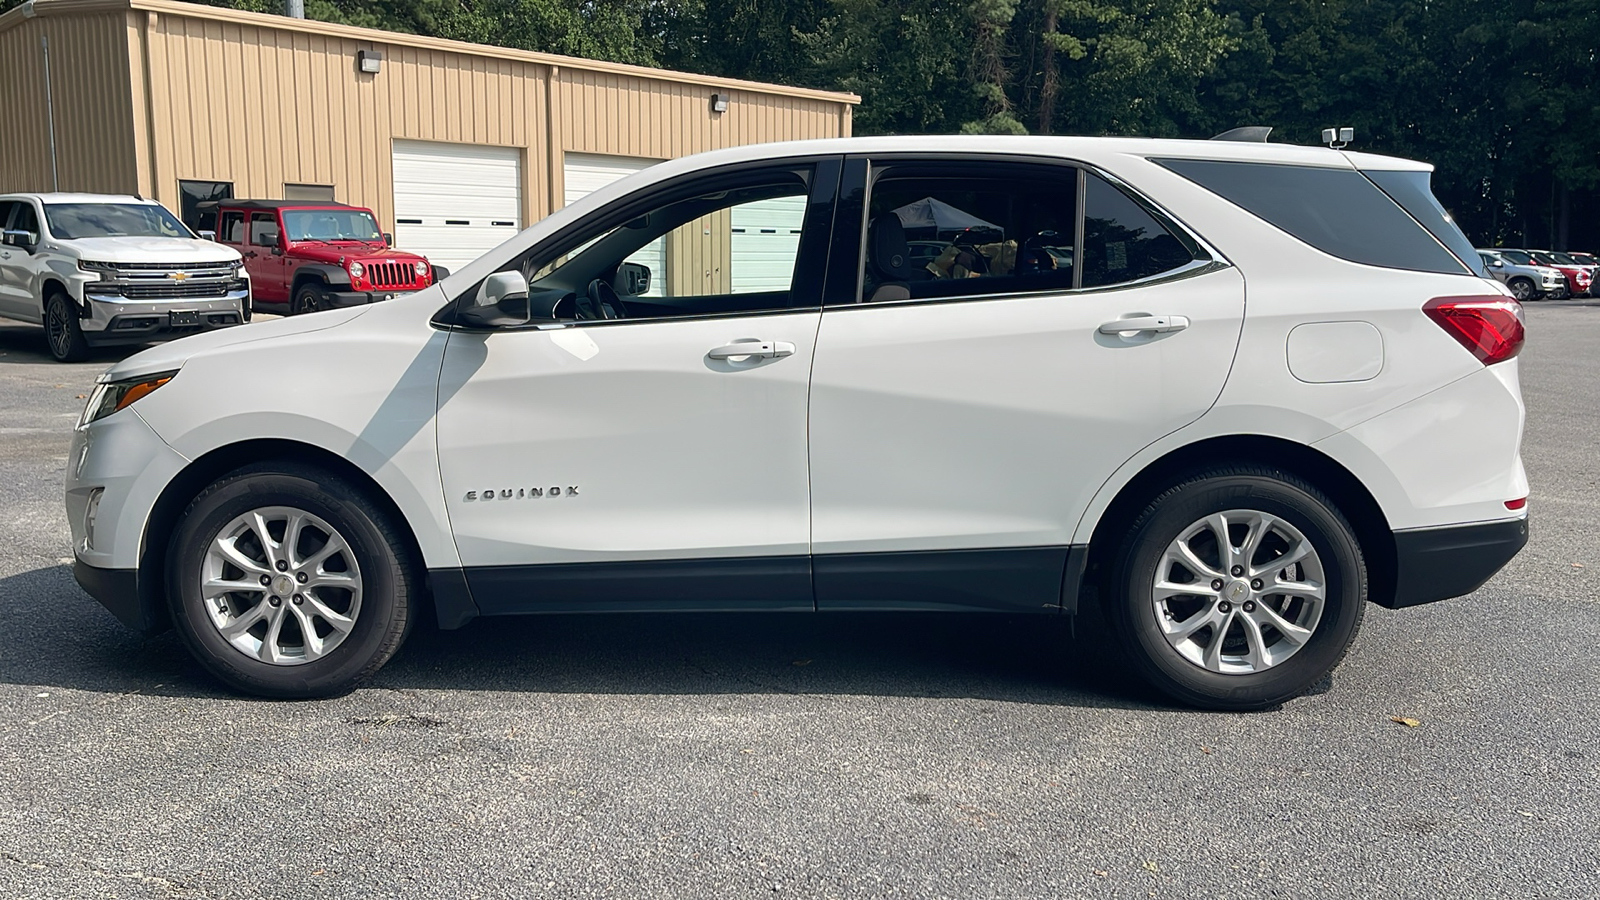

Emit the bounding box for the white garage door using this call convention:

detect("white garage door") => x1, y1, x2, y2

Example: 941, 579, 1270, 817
393, 140, 522, 273
564, 153, 665, 296
730, 196, 806, 293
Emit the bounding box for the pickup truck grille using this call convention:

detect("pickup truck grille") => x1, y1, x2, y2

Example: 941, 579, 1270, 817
85, 279, 244, 300
88, 261, 240, 280
365, 261, 420, 289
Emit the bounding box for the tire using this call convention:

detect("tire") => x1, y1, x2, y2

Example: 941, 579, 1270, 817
293, 283, 325, 315
1507, 278, 1535, 302
1103, 466, 1367, 711
166, 463, 415, 698
44, 289, 91, 362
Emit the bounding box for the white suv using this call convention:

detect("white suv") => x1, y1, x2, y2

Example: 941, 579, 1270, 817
65, 137, 1528, 709
0, 193, 249, 361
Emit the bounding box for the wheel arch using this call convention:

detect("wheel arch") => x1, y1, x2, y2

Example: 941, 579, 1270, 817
136, 438, 434, 634
291, 264, 351, 296
40, 275, 75, 311
1076, 434, 1397, 612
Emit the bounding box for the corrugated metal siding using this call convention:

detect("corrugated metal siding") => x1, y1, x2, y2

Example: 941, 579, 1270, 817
0, 10, 136, 194
140, 13, 551, 232
5, 0, 853, 247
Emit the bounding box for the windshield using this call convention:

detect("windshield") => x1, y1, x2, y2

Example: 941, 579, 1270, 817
1572, 253, 1598, 265
282, 209, 383, 242
1500, 249, 1534, 265
43, 203, 192, 240
1547, 251, 1578, 265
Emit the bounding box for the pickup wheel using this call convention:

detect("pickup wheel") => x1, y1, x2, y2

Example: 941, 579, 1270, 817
44, 289, 91, 362
1103, 466, 1367, 711
293, 283, 326, 315
166, 463, 416, 698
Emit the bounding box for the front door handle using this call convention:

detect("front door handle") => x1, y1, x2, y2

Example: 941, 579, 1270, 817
707, 339, 796, 360
1098, 314, 1190, 335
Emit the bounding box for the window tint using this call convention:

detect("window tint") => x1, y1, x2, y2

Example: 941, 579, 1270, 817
858, 170, 1079, 303
178, 180, 233, 232
1363, 169, 1486, 276
1500, 249, 1534, 266
220, 211, 245, 244
13, 202, 40, 237
0, 201, 16, 231
511, 168, 818, 321
1082, 172, 1202, 288
1155, 159, 1470, 276
250, 212, 279, 247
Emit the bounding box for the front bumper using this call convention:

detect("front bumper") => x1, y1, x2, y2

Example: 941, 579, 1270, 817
79, 288, 250, 343
1384, 517, 1528, 608
322, 288, 420, 308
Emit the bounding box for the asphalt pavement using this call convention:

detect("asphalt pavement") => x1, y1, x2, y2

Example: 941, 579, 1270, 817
0, 303, 1595, 899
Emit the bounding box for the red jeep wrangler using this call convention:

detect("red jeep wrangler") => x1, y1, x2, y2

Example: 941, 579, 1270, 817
213, 200, 442, 314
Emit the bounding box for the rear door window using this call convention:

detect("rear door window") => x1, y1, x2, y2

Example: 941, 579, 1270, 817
1154, 158, 1470, 276
853, 163, 1081, 303
1082, 172, 1207, 288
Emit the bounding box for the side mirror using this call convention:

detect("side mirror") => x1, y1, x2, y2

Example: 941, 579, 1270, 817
2, 229, 38, 251
615, 262, 651, 296
1489, 260, 1503, 268
255, 229, 279, 248
383, 232, 394, 247
198, 230, 218, 242
459, 271, 531, 328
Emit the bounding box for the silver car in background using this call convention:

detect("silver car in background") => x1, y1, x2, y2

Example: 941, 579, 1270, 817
1478, 248, 1566, 300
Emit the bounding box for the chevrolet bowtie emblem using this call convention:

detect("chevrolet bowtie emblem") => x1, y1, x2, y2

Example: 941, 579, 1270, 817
169, 271, 189, 281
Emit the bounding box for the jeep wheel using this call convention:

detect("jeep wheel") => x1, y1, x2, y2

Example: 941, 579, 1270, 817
166, 463, 416, 698
44, 289, 91, 362
1104, 466, 1367, 711
1507, 277, 1536, 302
294, 283, 325, 315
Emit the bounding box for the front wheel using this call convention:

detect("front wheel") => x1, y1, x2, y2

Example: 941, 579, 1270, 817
166, 464, 416, 698
1104, 467, 1367, 710
293, 283, 325, 315
1507, 278, 1535, 302
44, 290, 91, 362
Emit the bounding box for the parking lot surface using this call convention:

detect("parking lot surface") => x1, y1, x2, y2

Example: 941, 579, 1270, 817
1, 304, 1596, 899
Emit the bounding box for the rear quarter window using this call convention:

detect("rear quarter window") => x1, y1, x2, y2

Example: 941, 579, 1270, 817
1153, 158, 1471, 276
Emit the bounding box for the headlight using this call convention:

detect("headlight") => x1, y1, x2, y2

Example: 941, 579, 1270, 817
348, 260, 365, 280
81, 371, 178, 426
414, 260, 428, 276
78, 260, 118, 282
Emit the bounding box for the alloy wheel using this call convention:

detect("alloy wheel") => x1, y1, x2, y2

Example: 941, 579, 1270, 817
1151, 509, 1326, 675
46, 302, 69, 358
200, 506, 364, 665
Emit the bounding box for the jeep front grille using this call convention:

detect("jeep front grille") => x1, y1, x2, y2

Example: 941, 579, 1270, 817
365, 261, 419, 289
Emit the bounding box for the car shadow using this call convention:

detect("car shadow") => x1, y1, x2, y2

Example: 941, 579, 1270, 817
0, 320, 147, 365
0, 563, 1173, 711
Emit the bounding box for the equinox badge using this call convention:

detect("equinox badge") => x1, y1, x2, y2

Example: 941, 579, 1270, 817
464, 486, 579, 502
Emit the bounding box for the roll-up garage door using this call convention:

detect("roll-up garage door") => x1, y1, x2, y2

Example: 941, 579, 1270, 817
730, 196, 807, 293
564, 153, 665, 296
393, 140, 522, 273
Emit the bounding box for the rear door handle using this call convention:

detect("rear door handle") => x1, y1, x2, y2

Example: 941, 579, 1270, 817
707, 339, 796, 360
1098, 315, 1190, 335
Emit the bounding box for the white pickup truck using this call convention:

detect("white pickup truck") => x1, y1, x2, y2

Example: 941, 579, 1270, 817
0, 193, 250, 361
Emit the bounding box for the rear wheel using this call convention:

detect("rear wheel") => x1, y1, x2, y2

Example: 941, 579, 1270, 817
1507, 277, 1535, 302
293, 283, 325, 315
166, 463, 415, 698
44, 290, 90, 362
1104, 466, 1367, 710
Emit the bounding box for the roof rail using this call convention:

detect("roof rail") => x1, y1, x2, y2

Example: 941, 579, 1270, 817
1210, 126, 1273, 143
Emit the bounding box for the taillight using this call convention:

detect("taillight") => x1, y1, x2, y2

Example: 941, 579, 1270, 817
1422, 296, 1525, 366
1505, 498, 1527, 510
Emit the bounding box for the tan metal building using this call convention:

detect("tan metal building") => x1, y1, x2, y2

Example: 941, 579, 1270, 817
0, 0, 856, 269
